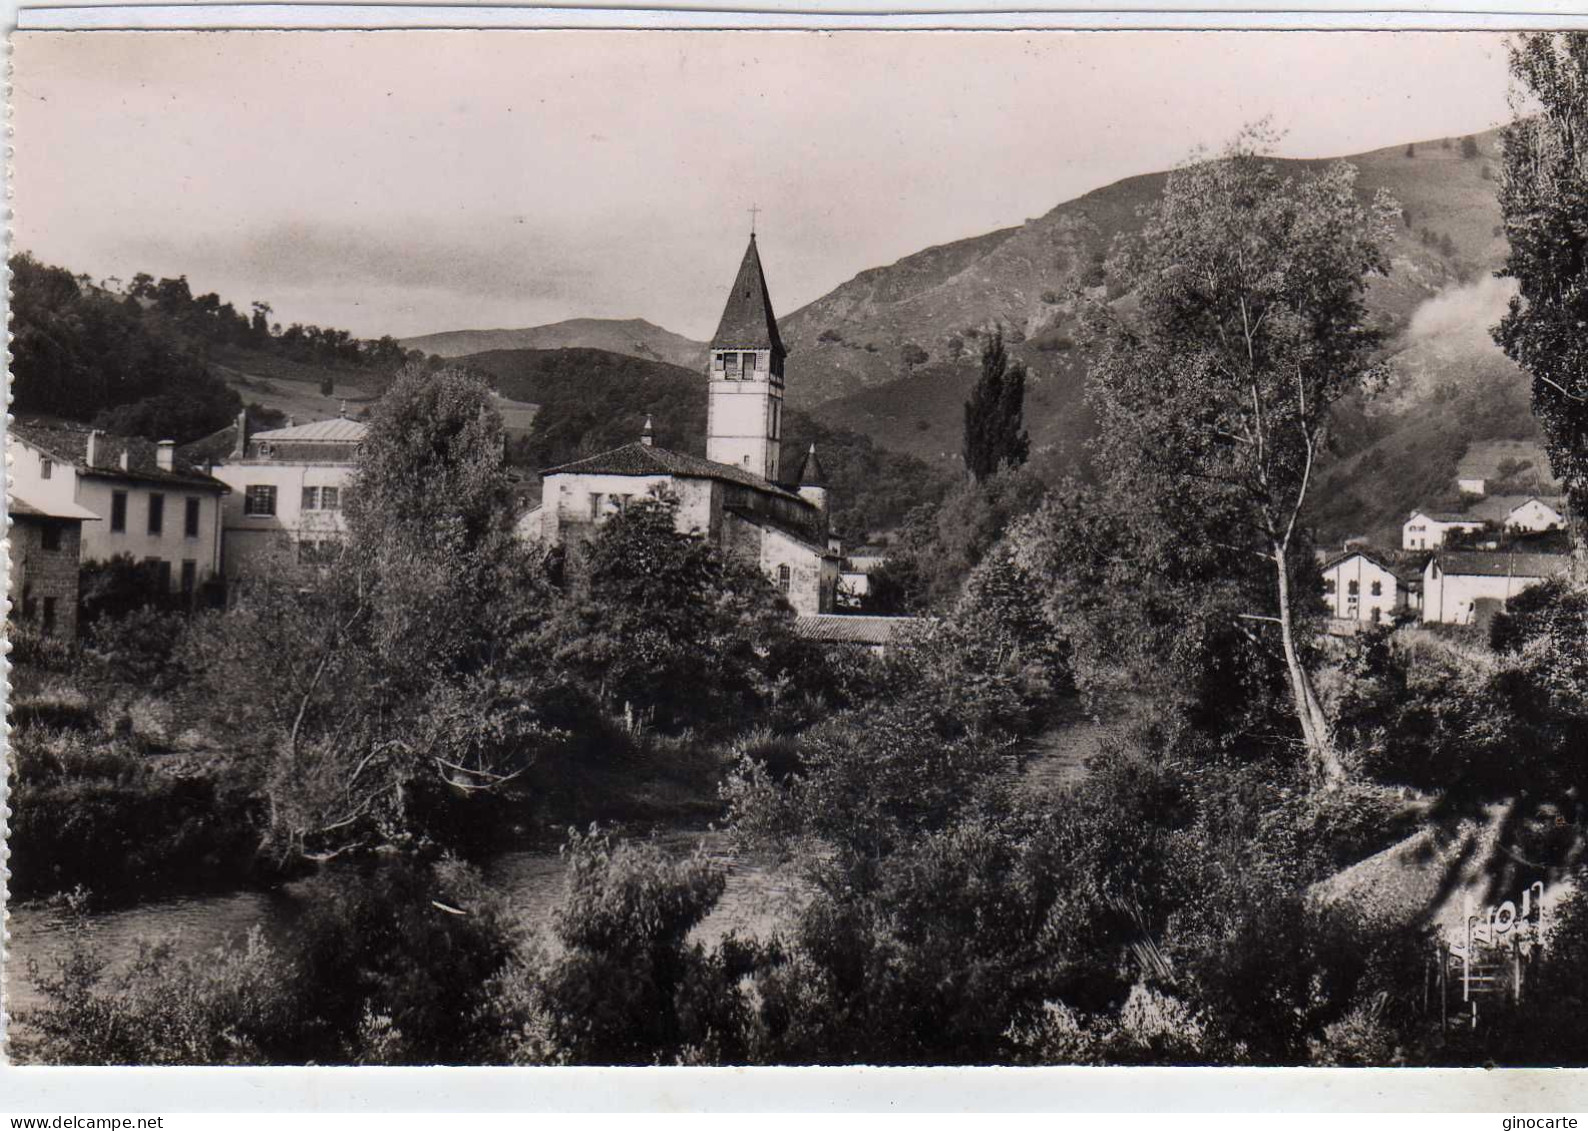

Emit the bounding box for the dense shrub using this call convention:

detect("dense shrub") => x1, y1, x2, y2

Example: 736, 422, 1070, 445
19, 896, 297, 1066
8, 727, 265, 902
19, 858, 523, 1065
492, 828, 759, 1065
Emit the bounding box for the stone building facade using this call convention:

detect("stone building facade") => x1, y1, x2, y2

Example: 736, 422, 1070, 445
525, 234, 841, 614
9, 496, 92, 639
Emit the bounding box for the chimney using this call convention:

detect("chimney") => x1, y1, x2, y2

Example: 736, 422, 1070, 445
641, 416, 654, 447
85, 429, 102, 468
119, 450, 130, 472
157, 440, 175, 472
339, 400, 348, 419
232, 408, 249, 459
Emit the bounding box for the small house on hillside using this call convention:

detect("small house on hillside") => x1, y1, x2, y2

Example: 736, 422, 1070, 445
10, 422, 229, 601
1403, 511, 1486, 551
1321, 549, 1420, 624
1422, 551, 1572, 625
1456, 440, 1561, 498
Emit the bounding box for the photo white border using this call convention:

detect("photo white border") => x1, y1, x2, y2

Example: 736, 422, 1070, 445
5, 2, 1588, 1113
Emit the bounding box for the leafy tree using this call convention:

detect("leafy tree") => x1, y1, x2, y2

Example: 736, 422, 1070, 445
1082, 133, 1396, 786
883, 464, 1047, 609
542, 495, 803, 733
1462, 134, 1481, 159
962, 327, 1031, 481
1494, 32, 1588, 542
183, 363, 553, 859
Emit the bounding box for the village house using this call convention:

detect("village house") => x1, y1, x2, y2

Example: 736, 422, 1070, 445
9, 422, 229, 601
191, 410, 367, 579
1464, 493, 1568, 534
523, 235, 842, 615
1320, 548, 1419, 624
1421, 551, 1572, 625
8, 492, 98, 639
1455, 439, 1561, 498
1403, 510, 1486, 551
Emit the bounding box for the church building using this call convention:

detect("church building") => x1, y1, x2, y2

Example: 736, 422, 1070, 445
524, 235, 841, 614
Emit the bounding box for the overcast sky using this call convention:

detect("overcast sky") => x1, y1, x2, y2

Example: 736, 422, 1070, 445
13, 30, 1516, 341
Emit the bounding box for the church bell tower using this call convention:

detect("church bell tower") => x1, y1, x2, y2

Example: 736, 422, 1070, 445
707, 234, 786, 482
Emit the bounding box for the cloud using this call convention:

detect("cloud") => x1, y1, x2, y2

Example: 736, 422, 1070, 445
116, 218, 595, 305
1406, 274, 1517, 344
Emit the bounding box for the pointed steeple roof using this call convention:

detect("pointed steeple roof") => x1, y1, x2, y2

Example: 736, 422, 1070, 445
798, 443, 828, 487
711, 234, 786, 357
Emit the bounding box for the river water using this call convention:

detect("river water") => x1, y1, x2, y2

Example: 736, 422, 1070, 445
3, 717, 1103, 1024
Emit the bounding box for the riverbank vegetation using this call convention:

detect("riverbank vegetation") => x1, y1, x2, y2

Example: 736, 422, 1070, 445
14, 92, 1588, 1065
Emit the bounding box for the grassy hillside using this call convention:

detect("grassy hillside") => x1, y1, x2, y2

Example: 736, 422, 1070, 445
764, 128, 1551, 549
401, 318, 708, 372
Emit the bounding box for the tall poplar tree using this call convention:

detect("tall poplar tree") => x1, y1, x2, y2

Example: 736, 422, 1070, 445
1085, 135, 1396, 786
962, 328, 1031, 481
1494, 32, 1588, 548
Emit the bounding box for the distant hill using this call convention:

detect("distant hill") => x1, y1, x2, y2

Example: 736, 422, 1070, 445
455, 346, 951, 539
779, 130, 1511, 420
401, 318, 709, 372
756, 129, 1554, 547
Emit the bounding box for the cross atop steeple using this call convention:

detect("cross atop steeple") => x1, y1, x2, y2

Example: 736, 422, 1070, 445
748, 203, 761, 236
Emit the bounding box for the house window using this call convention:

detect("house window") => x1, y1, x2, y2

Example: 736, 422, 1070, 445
1370, 580, 1383, 597
244, 485, 277, 516
111, 491, 128, 533
589, 492, 602, 520
185, 497, 201, 538
21, 583, 34, 620
1372, 608, 1382, 625
41, 524, 61, 552
42, 596, 57, 635
1347, 580, 1359, 596
40, 458, 52, 480
778, 564, 791, 594
148, 492, 165, 536
320, 487, 340, 511
1323, 577, 1336, 595
180, 559, 197, 596
713, 353, 726, 371
302, 486, 320, 511
258, 442, 274, 458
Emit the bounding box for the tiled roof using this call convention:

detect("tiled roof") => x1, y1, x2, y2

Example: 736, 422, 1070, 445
11, 423, 229, 491
541, 441, 808, 503
10, 491, 101, 521
1431, 551, 1573, 579
179, 423, 240, 465
1322, 547, 1425, 584
1465, 495, 1536, 523
710, 235, 786, 356
253, 418, 368, 443
793, 614, 923, 646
